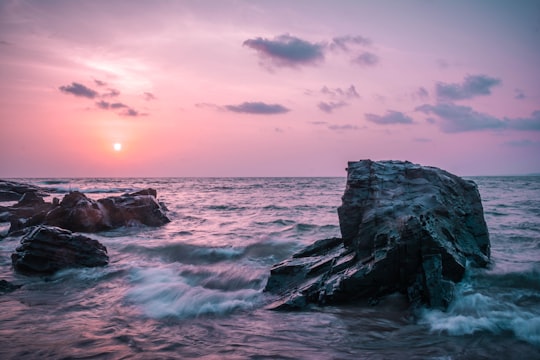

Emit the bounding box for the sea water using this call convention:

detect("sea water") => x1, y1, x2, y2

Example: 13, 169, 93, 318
0, 177, 539, 359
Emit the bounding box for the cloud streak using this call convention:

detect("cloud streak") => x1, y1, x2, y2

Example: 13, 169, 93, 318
416, 103, 540, 133
225, 101, 290, 115
59, 82, 99, 99
365, 110, 414, 125
352, 52, 379, 66
243, 34, 324, 68
318, 101, 348, 114
436, 74, 501, 101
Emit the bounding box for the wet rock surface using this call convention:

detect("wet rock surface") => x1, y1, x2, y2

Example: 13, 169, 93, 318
265, 160, 490, 311
4, 188, 170, 233
11, 225, 109, 275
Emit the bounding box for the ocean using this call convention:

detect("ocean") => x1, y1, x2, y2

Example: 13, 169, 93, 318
0, 177, 539, 359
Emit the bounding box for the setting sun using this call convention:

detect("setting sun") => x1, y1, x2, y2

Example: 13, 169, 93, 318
113, 143, 122, 151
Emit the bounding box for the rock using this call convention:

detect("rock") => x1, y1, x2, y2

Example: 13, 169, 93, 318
0, 279, 22, 294
0, 179, 50, 201
8, 188, 170, 233
265, 160, 490, 311
11, 225, 109, 275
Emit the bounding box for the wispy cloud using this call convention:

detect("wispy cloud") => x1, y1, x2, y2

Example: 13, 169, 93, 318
504, 139, 540, 147
59, 82, 99, 99
94, 79, 107, 87
330, 35, 371, 51
365, 110, 414, 125
318, 101, 348, 114
243, 34, 324, 69
416, 103, 540, 133
321, 85, 359, 99
514, 88, 526, 100
436, 74, 501, 101
352, 52, 379, 66
225, 101, 290, 115
328, 124, 358, 131
143, 92, 156, 101
102, 88, 120, 97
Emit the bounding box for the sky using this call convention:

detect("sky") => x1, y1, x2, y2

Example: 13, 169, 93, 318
1, 0, 539, 177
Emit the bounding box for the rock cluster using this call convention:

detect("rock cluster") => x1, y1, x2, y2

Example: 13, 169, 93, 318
8, 189, 170, 233
11, 225, 109, 275
265, 160, 490, 310
0, 180, 170, 278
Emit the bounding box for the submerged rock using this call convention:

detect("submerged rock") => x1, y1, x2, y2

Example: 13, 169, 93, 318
7, 188, 170, 233
11, 225, 109, 275
265, 160, 490, 311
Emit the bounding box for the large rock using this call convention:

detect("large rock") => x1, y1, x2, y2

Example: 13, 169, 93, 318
265, 160, 490, 310
7, 188, 170, 233
11, 225, 109, 275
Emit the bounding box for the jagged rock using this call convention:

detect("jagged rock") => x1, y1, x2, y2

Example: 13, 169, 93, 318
265, 160, 490, 311
7, 188, 170, 233
11, 225, 109, 275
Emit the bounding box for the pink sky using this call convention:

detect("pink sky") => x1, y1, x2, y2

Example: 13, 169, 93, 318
1, 0, 539, 177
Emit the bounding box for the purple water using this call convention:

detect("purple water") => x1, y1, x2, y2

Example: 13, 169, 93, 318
1, 177, 539, 359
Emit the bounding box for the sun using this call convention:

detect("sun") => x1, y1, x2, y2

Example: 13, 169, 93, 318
113, 143, 122, 151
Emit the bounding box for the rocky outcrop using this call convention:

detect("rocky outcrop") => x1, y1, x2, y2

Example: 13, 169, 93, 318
11, 225, 109, 275
0, 180, 50, 201
265, 160, 490, 311
6, 188, 170, 233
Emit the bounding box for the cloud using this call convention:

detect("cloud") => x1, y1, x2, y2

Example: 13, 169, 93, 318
328, 124, 358, 131
365, 110, 414, 125
514, 89, 526, 100
243, 34, 324, 68
94, 79, 107, 87
143, 92, 156, 101
435, 74, 501, 101
352, 52, 379, 66
504, 139, 540, 147
225, 101, 290, 115
510, 110, 540, 131
59, 82, 98, 99
96, 100, 127, 110
416, 87, 429, 99
416, 103, 540, 133
95, 100, 143, 117
414, 137, 432, 143
318, 101, 348, 113
330, 35, 371, 51
102, 88, 120, 97
321, 85, 359, 99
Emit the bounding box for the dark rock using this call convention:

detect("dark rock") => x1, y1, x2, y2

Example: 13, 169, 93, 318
0, 279, 22, 294
11, 225, 109, 275
265, 160, 490, 311
0, 179, 50, 201
7, 188, 170, 233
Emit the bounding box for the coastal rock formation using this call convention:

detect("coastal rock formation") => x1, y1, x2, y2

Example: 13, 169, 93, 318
0, 179, 51, 201
7, 188, 170, 233
265, 160, 490, 310
11, 225, 109, 275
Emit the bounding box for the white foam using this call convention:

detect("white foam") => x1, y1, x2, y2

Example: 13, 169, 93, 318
125, 266, 262, 319
419, 282, 540, 346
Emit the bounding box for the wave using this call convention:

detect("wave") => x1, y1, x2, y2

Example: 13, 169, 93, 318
125, 266, 263, 319
122, 239, 297, 265
419, 281, 540, 347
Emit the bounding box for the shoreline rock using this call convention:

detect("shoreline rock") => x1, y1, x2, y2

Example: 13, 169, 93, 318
265, 160, 490, 311
11, 225, 109, 275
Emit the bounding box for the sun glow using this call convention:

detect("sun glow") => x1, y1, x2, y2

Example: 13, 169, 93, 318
113, 143, 122, 151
